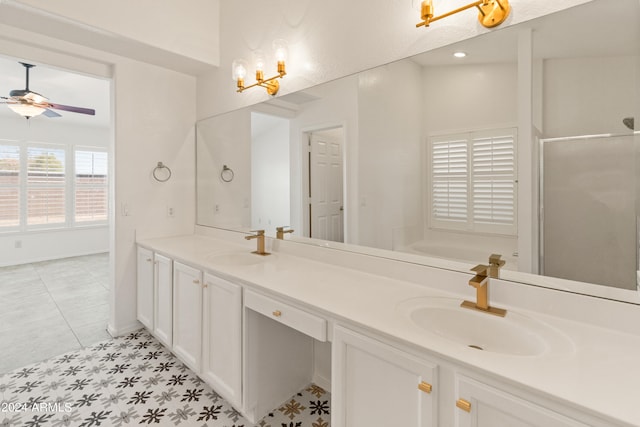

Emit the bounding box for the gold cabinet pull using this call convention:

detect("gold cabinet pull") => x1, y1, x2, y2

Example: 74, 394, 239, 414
146, 258, 152, 262
193, 279, 200, 284
456, 398, 471, 412
272, 310, 282, 317
418, 381, 432, 394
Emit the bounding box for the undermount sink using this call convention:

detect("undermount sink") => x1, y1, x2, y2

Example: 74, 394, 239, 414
396, 297, 574, 357
206, 251, 274, 266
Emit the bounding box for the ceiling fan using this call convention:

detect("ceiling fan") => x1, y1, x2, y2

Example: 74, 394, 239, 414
0, 62, 96, 119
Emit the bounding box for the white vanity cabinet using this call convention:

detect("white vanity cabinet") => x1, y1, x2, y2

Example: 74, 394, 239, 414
201, 272, 243, 409
172, 261, 204, 373
332, 325, 438, 427
153, 253, 173, 347
136, 247, 154, 330
454, 376, 590, 427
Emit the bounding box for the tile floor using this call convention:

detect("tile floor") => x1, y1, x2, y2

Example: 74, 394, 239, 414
0, 329, 331, 426
0, 254, 111, 374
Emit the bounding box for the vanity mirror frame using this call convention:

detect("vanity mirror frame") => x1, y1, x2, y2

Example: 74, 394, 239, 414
196, 0, 640, 305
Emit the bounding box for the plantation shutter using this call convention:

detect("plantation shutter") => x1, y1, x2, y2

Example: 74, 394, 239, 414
431, 137, 468, 223
472, 132, 516, 229
27, 145, 66, 226
75, 149, 108, 223
0, 143, 21, 229
430, 128, 517, 235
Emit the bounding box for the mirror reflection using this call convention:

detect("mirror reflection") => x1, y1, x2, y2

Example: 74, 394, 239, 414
196, 0, 639, 300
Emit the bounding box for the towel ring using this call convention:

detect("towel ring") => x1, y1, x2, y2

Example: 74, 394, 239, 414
153, 161, 172, 182
221, 165, 234, 182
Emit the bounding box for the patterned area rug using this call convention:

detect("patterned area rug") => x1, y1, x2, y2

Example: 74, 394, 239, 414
0, 329, 330, 426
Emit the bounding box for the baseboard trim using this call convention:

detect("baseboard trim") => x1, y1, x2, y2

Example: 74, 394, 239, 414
107, 321, 143, 337
312, 373, 331, 393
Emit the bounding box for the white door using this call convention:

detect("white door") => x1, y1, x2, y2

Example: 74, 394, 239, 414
332, 326, 437, 427
309, 129, 344, 242
136, 247, 154, 330
456, 376, 589, 427
201, 273, 243, 409
172, 262, 203, 373
153, 254, 173, 348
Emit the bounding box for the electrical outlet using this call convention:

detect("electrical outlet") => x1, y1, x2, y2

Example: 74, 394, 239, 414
15, 240, 21, 249
167, 206, 175, 218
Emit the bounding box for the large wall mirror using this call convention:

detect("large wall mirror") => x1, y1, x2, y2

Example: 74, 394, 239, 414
197, 0, 640, 303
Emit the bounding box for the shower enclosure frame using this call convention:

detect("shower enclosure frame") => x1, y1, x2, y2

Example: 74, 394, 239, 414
538, 131, 639, 290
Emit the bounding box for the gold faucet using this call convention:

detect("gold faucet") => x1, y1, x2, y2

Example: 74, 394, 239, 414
461, 264, 506, 317
488, 253, 506, 278
276, 226, 294, 240
245, 230, 270, 256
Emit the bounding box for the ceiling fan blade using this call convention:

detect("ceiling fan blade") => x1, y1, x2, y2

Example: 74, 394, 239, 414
43, 109, 62, 118
47, 103, 95, 116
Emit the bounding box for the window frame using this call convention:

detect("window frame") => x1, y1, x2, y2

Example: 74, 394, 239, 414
0, 139, 109, 234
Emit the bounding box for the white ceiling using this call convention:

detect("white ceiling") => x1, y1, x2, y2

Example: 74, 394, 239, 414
0, 55, 111, 127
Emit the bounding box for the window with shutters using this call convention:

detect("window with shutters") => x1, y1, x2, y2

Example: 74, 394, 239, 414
27, 145, 66, 227
0, 142, 108, 232
0, 142, 21, 230
429, 128, 517, 235
75, 149, 108, 223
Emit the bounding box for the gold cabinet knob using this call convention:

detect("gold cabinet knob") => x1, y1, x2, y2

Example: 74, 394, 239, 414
418, 381, 432, 394
272, 310, 282, 317
456, 398, 471, 412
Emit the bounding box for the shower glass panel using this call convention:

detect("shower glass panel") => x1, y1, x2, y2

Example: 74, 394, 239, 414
541, 133, 637, 290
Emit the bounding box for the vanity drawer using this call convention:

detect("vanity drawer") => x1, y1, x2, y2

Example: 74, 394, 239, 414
245, 290, 327, 342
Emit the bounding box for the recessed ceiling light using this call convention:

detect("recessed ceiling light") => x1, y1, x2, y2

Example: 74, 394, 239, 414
453, 52, 467, 58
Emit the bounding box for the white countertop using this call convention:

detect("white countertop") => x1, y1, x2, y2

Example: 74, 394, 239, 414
138, 233, 640, 427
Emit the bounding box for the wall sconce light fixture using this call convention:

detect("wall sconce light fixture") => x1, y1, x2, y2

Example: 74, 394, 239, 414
417, 0, 510, 29
232, 39, 288, 96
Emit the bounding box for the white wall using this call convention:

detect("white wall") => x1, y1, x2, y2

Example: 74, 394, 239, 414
0, 116, 110, 266
0, 26, 197, 335
287, 75, 359, 242
112, 58, 196, 335
197, 109, 252, 230
357, 60, 423, 250
197, 0, 594, 120
0, 1, 220, 72
251, 113, 290, 233
421, 62, 519, 259
543, 56, 638, 137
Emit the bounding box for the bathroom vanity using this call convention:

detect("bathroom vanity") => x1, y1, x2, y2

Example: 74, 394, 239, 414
137, 229, 640, 427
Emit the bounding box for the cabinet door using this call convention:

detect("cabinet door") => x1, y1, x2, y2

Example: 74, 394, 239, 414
456, 376, 589, 427
153, 254, 173, 348
332, 326, 438, 427
201, 273, 242, 409
136, 247, 154, 330
172, 261, 203, 373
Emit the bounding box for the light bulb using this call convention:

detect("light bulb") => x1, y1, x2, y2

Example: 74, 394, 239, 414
231, 58, 248, 81
253, 50, 266, 72
272, 39, 288, 63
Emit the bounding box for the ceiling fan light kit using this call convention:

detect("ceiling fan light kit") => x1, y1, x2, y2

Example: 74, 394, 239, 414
1, 62, 96, 120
